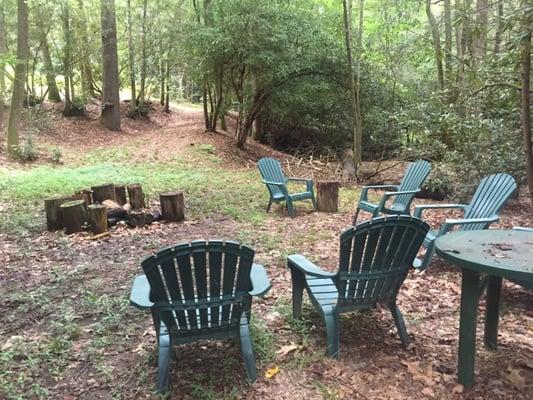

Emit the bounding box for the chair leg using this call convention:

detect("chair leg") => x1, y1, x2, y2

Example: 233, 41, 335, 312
156, 324, 172, 394
290, 267, 305, 318
239, 315, 257, 382
311, 194, 317, 210
286, 199, 295, 217
420, 240, 435, 270
266, 198, 272, 212
389, 302, 409, 348
323, 306, 340, 358
352, 207, 360, 225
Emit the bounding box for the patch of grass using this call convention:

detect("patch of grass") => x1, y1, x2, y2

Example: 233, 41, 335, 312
190, 384, 240, 400
312, 380, 340, 400
251, 316, 276, 366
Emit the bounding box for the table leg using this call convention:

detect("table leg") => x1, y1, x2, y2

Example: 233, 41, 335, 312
458, 268, 481, 388
484, 275, 502, 350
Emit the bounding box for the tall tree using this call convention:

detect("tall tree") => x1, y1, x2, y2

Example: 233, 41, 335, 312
342, 0, 362, 170
0, 4, 6, 131
473, 0, 488, 59
520, 17, 532, 202
62, 1, 74, 116
7, 0, 29, 157
38, 25, 62, 103
77, 0, 96, 99
426, 0, 444, 90
138, 0, 148, 110
100, 0, 121, 131
493, 1, 503, 55
126, 0, 137, 116
443, 0, 453, 85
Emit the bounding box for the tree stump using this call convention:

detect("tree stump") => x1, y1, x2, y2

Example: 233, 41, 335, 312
127, 184, 145, 210
91, 183, 116, 203
60, 200, 87, 234
316, 181, 340, 212
44, 196, 70, 231
76, 189, 93, 206
114, 184, 127, 205
160, 191, 185, 222
88, 204, 108, 234
128, 211, 146, 228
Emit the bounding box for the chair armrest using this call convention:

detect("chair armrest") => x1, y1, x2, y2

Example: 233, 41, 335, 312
439, 216, 499, 235
287, 177, 314, 192
287, 254, 336, 278
262, 180, 285, 187
376, 189, 421, 213
513, 226, 533, 232
413, 203, 467, 218
360, 185, 398, 202
249, 263, 271, 297
130, 275, 154, 310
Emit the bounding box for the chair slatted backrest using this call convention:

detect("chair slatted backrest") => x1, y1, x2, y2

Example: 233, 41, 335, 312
336, 216, 429, 308
141, 240, 255, 334
462, 173, 516, 231
258, 158, 286, 198
393, 160, 432, 208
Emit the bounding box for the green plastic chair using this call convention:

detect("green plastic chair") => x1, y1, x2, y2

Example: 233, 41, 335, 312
287, 215, 429, 358
257, 157, 316, 217
353, 160, 431, 224
130, 240, 271, 394
413, 173, 516, 269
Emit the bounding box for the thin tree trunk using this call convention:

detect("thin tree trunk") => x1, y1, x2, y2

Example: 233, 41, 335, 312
100, 0, 121, 131
160, 58, 165, 106
520, 21, 532, 202
7, 0, 28, 157
455, 0, 465, 87
343, 0, 362, 169
444, 0, 453, 85
39, 28, 61, 102
77, 0, 96, 99
139, 0, 148, 109
474, 0, 488, 60
0, 6, 6, 132
426, 0, 445, 90
493, 1, 503, 55
62, 2, 73, 116
164, 58, 170, 112
126, 0, 136, 116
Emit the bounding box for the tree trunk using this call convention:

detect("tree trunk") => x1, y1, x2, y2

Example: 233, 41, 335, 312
100, 0, 121, 131
92, 183, 116, 203
77, 0, 96, 99
38, 25, 61, 103
114, 184, 127, 205
342, 0, 362, 170
473, 0, 488, 60
44, 196, 69, 230
493, 1, 503, 55
165, 58, 170, 112
426, 0, 445, 90
316, 181, 340, 212
0, 5, 5, 132
126, 0, 137, 116
444, 0, 453, 86
455, 0, 465, 88
139, 0, 148, 109
160, 58, 165, 106
62, 2, 73, 116
520, 21, 532, 203
6, 0, 28, 157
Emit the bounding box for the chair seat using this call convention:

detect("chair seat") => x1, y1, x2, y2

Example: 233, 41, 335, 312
306, 276, 338, 308
289, 191, 314, 202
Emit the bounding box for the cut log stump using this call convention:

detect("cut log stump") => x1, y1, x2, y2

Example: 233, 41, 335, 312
127, 184, 145, 210
60, 200, 87, 234
76, 189, 93, 206
316, 181, 340, 213
114, 184, 127, 205
92, 183, 116, 203
160, 191, 185, 222
128, 211, 146, 228
44, 196, 70, 231
88, 204, 108, 234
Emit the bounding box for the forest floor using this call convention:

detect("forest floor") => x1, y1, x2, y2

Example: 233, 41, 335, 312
0, 102, 532, 400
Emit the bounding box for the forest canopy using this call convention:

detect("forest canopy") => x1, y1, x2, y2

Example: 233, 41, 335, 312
0, 0, 532, 200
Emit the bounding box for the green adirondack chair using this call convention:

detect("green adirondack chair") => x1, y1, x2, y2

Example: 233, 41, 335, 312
257, 157, 316, 217
413, 173, 516, 269
353, 160, 431, 224
130, 240, 271, 394
287, 215, 429, 358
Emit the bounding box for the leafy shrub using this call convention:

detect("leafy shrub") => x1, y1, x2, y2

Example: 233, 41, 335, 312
19, 135, 38, 162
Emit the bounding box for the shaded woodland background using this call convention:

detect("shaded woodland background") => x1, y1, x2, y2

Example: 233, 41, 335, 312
0, 0, 532, 201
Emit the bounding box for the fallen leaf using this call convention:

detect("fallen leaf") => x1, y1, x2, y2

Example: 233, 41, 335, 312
265, 366, 280, 379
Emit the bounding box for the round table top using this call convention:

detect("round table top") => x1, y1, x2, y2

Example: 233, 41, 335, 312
435, 230, 533, 282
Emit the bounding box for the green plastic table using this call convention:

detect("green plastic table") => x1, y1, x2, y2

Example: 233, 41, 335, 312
435, 229, 533, 388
